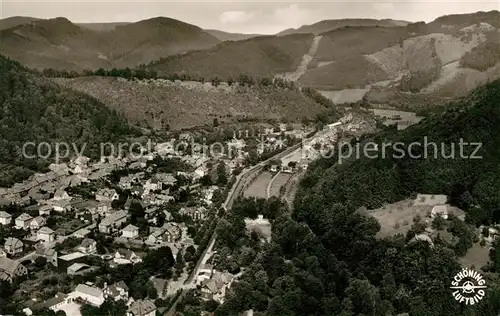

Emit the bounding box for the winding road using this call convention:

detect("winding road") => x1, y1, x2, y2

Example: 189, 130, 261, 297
164, 134, 316, 315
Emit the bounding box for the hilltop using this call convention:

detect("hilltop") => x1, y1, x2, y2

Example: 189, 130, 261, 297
0, 16, 220, 70
148, 34, 315, 79
0, 16, 41, 30
1, 11, 498, 110
52, 76, 329, 130
77, 22, 130, 32
204, 29, 261, 41
276, 18, 409, 36
0, 54, 132, 186
293, 11, 500, 107
105, 17, 220, 67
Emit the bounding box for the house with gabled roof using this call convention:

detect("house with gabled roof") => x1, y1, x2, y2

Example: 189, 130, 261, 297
0, 211, 11, 225
121, 224, 139, 239
156, 173, 178, 187
104, 281, 129, 301
4, 237, 23, 255
39, 204, 52, 216
53, 189, 70, 201
78, 238, 97, 254
113, 249, 142, 265
99, 210, 128, 234
30, 216, 47, 231
52, 199, 72, 213
127, 299, 156, 316
200, 271, 233, 303
163, 223, 182, 243
0, 257, 28, 282
68, 284, 104, 307
96, 188, 119, 203
179, 206, 206, 221
25, 292, 68, 314
15, 213, 32, 229
37, 227, 55, 243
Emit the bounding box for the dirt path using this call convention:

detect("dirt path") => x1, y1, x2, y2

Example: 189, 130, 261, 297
277, 35, 323, 82
266, 171, 281, 198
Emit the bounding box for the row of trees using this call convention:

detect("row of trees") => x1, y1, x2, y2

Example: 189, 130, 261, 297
39, 67, 299, 91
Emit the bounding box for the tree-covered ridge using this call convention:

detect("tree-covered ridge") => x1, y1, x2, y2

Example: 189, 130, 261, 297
212, 80, 500, 316
0, 54, 133, 186
296, 79, 500, 226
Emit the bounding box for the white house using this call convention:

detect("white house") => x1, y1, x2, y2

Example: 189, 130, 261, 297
95, 188, 119, 203
15, 213, 33, 229
99, 210, 128, 234
52, 200, 71, 213
104, 281, 129, 301
37, 227, 55, 243
39, 205, 52, 216
78, 238, 97, 254
0, 211, 11, 225
53, 189, 70, 201
196, 264, 214, 284
30, 216, 47, 231
144, 178, 162, 192
68, 284, 105, 307
121, 224, 139, 239
114, 249, 142, 265
147, 230, 165, 245
35, 292, 68, 313
156, 173, 177, 187
193, 167, 207, 180
431, 205, 449, 220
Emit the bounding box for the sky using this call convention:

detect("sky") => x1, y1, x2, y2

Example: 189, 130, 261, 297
1, 1, 498, 34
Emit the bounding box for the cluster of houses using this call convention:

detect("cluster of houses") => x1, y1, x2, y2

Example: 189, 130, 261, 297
24, 281, 157, 316
0, 125, 314, 314
196, 264, 238, 304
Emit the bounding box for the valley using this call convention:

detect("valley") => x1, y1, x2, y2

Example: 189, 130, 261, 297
0, 6, 500, 316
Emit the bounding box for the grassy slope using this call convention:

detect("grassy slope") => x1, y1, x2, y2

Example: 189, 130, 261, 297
315, 26, 414, 62
299, 55, 389, 89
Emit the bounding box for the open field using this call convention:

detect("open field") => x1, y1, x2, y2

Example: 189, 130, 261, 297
460, 242, 491, 269
368, 198, 465, 238
369, 199, 432, 238
371, 109, 423, 127
269, 173, 292, 198
243, 172, 273, 198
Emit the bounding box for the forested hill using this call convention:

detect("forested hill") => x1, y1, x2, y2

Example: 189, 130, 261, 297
295, 79, 500, 227
0, 55, 132, 186
213, 80, 500, 316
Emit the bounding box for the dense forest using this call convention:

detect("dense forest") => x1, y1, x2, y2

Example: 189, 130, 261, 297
0, 55, 133, 186
211, 80, 500, 316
